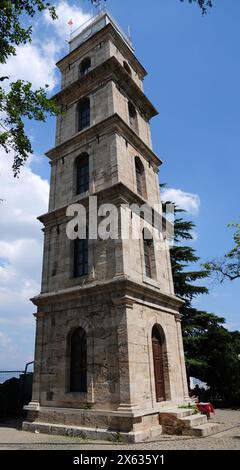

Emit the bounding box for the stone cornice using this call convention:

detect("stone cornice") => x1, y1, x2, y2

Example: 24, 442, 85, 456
38, 181, 158, 226
46, 113, 162, 168
53, 56, 158, 121
113, 294, 183, 317
31, 277, 184, 311
56, 23, 147, 80
38, 205, 67, 226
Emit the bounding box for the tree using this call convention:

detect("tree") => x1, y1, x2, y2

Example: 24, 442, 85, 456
205, 223, 240, 282
89, 0, 213, 15
169, 211, 209, 304
180, 0, 213, 15
0, 1, 58, 176
163, 202, 240, 404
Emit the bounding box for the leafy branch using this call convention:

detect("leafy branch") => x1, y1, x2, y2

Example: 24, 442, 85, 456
204, 223, 240, 282
0, 1, 57, 64
0, 79, 57, 176
0, 1, 58, 175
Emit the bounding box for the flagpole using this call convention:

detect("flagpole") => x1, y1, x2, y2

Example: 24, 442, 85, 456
68, 19, 73, 41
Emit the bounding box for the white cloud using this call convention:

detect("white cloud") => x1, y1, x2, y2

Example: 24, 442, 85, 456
4, 42, 58, 91
162, 188, 200, 215
224, 322, 240, 332
0, 157, 49, 241
0, 0, 92, 368
0, 331, 18, 368
0, 331, 12, 349
44, 0, 91, 39
0, 152, 49, 368
3, 1, 91, 92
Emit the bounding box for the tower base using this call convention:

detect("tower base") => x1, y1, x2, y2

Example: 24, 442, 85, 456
23, 400, 221, 441
22, 404, 178, 443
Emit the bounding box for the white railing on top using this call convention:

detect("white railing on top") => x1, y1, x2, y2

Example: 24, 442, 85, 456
70, 8, 132, 49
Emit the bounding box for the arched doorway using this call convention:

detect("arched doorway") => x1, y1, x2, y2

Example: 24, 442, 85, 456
152, 325, 166, 402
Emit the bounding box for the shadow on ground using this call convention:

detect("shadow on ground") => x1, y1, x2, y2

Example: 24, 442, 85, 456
0, 418, 23, 430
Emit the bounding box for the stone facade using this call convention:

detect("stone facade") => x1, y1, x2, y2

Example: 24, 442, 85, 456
23, 11, 189, 442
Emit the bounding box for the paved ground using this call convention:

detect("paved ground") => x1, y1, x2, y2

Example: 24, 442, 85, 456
0, 409, 239, 450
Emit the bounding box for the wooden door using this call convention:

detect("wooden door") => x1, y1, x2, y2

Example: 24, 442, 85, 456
152, 326, 165, 402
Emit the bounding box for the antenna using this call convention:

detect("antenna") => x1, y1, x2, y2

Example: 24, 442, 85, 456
128, 25, 132, 43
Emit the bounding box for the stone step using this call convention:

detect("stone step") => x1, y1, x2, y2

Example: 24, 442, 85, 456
182, 422, 221, 437
160, 408, 195, 420
180, 413, 208, 428
159, 408, 221, 437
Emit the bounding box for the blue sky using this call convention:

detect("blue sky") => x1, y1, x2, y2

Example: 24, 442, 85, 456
0, 0, 239, 368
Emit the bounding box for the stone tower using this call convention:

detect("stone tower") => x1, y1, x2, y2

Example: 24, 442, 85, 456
24, 11, 188, 442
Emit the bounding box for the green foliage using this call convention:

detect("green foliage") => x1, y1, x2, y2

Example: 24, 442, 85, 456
178, 403, 199, 414
168, 208, 209, 307
0, 1, 58, 175
113, 432, 122, 443
180, 0, 213, 15
0, 1, 57, 64
192, 326, 240, 405
0, 79, 57, 176
89, 0, 213, 15
205, 222, 240, 281
81, 402, 93, 410
168, 203, 240, 405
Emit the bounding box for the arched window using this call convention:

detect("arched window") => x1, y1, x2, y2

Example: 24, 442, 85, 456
123, 61, 132, 76
73, 237, 88, 277
70, 328, 87, 393
76, 153, 89, 195
152, 325, 165, 402
135, 156, 146, 197
78, 98, 90, 131
143, 228, 156, 279
80, 57, 91, 77
128, 101, 138, 132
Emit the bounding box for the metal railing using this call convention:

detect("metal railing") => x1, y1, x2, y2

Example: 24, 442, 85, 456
24, 361, 34, 374
70, 8, 132, 49
0, 363, 34, 417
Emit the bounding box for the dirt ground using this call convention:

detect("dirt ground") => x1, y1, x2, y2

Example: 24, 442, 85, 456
0, 409, 239, 450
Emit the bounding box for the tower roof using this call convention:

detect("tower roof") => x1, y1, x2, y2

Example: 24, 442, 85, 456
69, 10, 133, 54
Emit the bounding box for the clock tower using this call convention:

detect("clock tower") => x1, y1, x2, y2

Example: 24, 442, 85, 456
23, 10, 189, 442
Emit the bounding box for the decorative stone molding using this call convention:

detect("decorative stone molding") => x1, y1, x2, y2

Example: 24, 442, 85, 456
24, 401, 40, 411
112, 295, 134, 309
54, 57, 157, 120
56, 23, 147, 79
46, 114, 161, 168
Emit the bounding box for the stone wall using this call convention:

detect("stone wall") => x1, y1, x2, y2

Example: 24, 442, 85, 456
49, 132, 159, 214
59, 35, 144, 91
112, 83, 152, 148
115, 134, 159, 205
40, 203, 174, 296
49, 132, 118, 212
55, 81, 114, 147
109, 40, 144, 90
31, 289, 187, 412
126, 303, 188, 408
61, 38, 110, 90
32, 292, 122, 410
